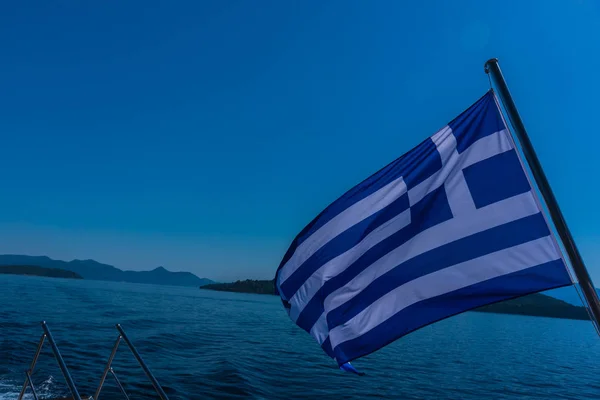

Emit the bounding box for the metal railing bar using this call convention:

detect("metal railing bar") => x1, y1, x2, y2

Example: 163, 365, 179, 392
116, 324, 169, 400
41, 321, 82, 400
110, 368, 131, 400
93, 335, 122, 400
25, 371, 40, 400
17, 333, 46, 400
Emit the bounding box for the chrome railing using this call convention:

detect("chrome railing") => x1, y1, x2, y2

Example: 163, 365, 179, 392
18, 321, 170, 400
18, 321, 83, 400
94, 324, 170, 400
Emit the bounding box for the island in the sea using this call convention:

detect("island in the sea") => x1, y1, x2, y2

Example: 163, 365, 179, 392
200, 279, 590, 321
202, 279, 277, 295
0, 265, 83, 280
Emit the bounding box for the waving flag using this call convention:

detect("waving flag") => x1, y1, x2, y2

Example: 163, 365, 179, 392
274, 90, 573, 371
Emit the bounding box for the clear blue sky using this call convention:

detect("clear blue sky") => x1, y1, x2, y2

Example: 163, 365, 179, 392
1, 1, 599, 282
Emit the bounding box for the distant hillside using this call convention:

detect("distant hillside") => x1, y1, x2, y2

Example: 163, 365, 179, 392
0, 265, 83, 280
201, 279, 590, 321
201, 279, 276, 295
0, 255, 214, 287
476, 292, 590, 320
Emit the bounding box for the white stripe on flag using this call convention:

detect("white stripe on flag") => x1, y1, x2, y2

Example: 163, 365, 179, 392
310, 312, 329, 345
430, 127, 477, 215
328, 235, 560, 349
430, 126, 454, 155
277, 176, 408, 290
445, 170, 476, 215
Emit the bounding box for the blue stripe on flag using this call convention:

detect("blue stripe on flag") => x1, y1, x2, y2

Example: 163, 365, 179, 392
332, 259, 571, 365
321, 336, 334, 358
326, 212, 550, 329
449, 91, 505, 154
402, 138, 442, 190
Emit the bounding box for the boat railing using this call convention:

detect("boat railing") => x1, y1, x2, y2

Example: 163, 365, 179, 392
18, 321, 83, 400
17, 321, 170, 400
93, 324, 170, 400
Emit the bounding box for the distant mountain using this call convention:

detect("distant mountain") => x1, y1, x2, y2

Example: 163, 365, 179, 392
476, 292, 589, 320
0, 265, 83, 280
119, 266, 215, 287
0, 255, 214, 287
542, 285, 600, 307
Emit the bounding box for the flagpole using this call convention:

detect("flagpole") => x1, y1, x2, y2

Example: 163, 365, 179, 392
484, 58, 600, 329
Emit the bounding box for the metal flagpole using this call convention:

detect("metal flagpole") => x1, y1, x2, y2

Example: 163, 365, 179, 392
484, 58, 600, 330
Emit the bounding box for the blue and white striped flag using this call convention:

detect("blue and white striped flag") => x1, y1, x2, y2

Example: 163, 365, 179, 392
274, 91, 573, 371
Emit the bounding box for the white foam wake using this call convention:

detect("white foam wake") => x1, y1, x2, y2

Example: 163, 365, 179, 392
0, 376, 58, 400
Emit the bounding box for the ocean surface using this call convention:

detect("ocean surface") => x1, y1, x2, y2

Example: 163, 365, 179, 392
1, 275, 600, 399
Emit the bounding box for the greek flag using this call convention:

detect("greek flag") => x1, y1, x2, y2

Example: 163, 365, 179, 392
274, 91, 572, 371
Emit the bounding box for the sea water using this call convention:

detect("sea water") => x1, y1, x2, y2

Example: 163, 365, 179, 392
1, 275, 599, 399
